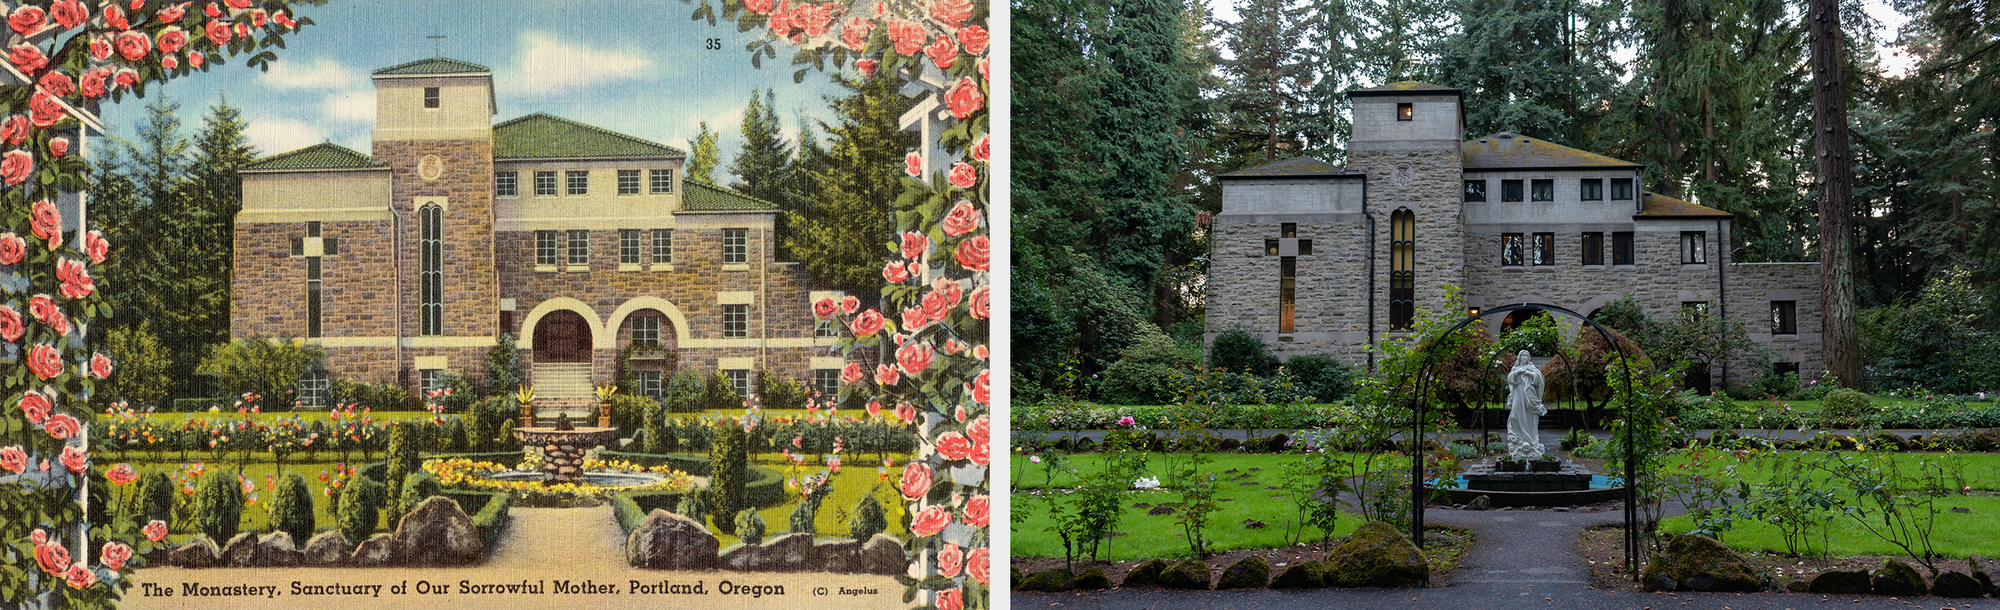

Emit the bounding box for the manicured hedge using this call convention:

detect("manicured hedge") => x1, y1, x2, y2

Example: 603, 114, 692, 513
1676, 399, 2000, 430
603, 450, 786, 510
1016, 400, 1356, 432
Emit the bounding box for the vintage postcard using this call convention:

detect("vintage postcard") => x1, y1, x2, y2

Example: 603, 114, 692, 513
0, 0, 988, 608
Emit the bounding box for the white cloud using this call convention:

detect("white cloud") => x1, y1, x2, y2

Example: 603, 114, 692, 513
244, 118, 325, 154
509, 31, 653, 94
259, 57, 363, 90
320, 89, 374, 124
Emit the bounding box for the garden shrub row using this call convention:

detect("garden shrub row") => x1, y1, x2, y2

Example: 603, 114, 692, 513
1676, 397, 2000, 430
1015, 400, 1355, 432
626, 416, 914, 455
600, 451, 788, 509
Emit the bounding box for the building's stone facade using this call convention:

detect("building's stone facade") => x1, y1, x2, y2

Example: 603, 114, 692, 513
1209, 83, 1822, 389
231, 58, 840, 401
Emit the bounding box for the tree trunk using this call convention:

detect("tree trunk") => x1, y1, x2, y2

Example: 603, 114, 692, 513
1809, 0, 1860, 387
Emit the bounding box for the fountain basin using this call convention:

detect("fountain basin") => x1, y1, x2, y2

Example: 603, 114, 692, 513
480, 470, 666, 488
1425, 459, 1628, 507
511, 426, 621, 484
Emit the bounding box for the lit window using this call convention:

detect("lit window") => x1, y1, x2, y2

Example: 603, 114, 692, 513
620, 229, 641, 264
723, 229, 748, 264
1531, 179, 1554, 201
1681, 231, 1707, 264
567, 170, 589, 195
535, 231, 558, 266
1390, 209, 1415, 330
652, 229, 672, 264
1611, 178, 1634, 200
568, 229, 590, 266
1771, 301, 1797, 335
650, 169, 673, 194
1501, 233, 1524, 266
1580, 179, 1602, 201
1464, 180, 1486, 202
618, 170, 641, 195
722, 304, 748, 338
534, 171, 557, 196
1280, 256, 1296, 333
1396, 103, 1413, 121
1502, 180, 1523, 202
495, 171, 517, 197
1532, 232, 1554, 265
1581, 233, 1604, 266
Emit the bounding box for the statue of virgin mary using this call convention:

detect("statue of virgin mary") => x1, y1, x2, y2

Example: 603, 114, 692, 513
1505, 349, 1547, 460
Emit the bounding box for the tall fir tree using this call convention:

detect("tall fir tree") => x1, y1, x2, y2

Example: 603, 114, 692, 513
687, 121, 721, 185
1095, 0, 1199, 308
729, 89, 799, 259
1217, 0, 1313, 164
786, 73, 913, 293
1436, 0, 1623, 146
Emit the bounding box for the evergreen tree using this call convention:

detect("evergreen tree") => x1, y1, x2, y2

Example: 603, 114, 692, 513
728, 89, 796, 206
1217, 0, 1312, 164
1436, 0, 1623, 146
786, 73, 914, 293
1094, 0, 1199, 304
686, 121, 721, 185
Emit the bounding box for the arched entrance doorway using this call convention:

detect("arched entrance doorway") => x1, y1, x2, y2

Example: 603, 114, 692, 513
533, 310, 593, 363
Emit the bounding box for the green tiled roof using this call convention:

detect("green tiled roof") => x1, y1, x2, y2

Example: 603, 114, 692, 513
373, 57, 489, 75
493, 113, 684, 159
1638, 192, 1732, 218
245, 143, 383, 170
1462, 132, 1640, 169
1218, 156, 1351, 179
682, 181, 776, 211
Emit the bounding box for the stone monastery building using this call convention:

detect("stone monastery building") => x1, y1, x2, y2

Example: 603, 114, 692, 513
1208, 82, 1822, 391
231, 58, 841, 411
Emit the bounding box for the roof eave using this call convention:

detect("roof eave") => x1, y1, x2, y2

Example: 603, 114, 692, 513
1216, 171, 1363, 180
495, 154, 687, 162
1463, 164, 1644, 171
241, 165, 391, 174
1633, 214, 1733, 220
1348, 88, 1464, 99
678, 208, 778, 214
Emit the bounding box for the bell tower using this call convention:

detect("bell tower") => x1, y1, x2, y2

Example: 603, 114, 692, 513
1346, 82, 1468, 332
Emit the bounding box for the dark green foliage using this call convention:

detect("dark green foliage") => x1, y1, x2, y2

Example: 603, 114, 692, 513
1285, 355, 1354, 402
395, 471, 442, 519
734, 509, 766, 544
787, 72, 914, 292
708, 425, 748, 535
642, 400, 671, 454
193, 470, 244, 543
849, 494, 886, 541
703, 371, 743, 412
486, 333, 523, 394
336, 476, 385, 545
101, 325, 173, 409
1822, 389, 1873, 419
609, 394, 656, 437
1208, 327, 1278, 375
664, 369, 707, 412
269, 471, 315, 544
787, 481, 832, 535
756, 371, 806, 411
439, 417, 467, 453
137, 468, 176, 524
1859, 269, 2000, 393
331, 380, 421, 411
1101, 331, 1198, 404
195, 339, 325, 404
1498, 311, 1559, 357
676, 492, 710, 530
383, 423, 423, 511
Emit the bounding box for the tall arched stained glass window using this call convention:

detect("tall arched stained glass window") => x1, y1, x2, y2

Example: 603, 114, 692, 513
420, 204, 443, 336
1390, 208, 1415, 331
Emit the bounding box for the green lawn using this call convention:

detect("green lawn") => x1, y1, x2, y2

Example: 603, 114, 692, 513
1011, 452, 1406, 560
1659, 494, 2000, 558
1650, 448, 2000, 490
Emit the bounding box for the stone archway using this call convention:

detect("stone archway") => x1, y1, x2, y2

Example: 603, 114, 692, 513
533, 310, 593, 363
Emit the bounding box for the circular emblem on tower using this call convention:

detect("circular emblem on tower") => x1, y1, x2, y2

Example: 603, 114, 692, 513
1391, 164, 1415, 187
417, 154, 445, 181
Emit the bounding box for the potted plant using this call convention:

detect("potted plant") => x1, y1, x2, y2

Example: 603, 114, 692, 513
595, 384, 619, 427
1531, 454, 1562, 471
516, 385, 535, 427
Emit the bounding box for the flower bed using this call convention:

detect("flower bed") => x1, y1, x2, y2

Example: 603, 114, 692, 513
423, 457, 696, 506
1015, 401, 1357, 432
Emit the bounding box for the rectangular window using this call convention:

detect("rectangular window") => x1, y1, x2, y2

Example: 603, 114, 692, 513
1681, 231, 1707, 264
815, 319, 840, 337
1463, 180, 1487, 202
423, 87, 439, 109
650, 169, 674, 194
1772, 301, 1798, 335
726, 370, 749, 399
1683, 301, 1710, 317
723, 228, 748, 264
1279, 256, 1296, 333
1396, 102, 1413, 121
1581, 232, 1604, 266
722, 304, 748, 338
813, 369, 840, 400
619, 229, 641, 264
1264, 239, 1279, 256
1772, 362, 1800, 384
1580, 178, 1603, 201
1298, 239, 1312, 255
634, 371, 664, 399
1532, 232, 1554, 265
1500, 233, 1524, 266
306, 256, 322, 338
567, 170, 589, 195
1531, 179, 1554, 201
495, 171, 517, 197
535, 230, 558, 266
618, 170, 641, 195
1611, 178, 1634, 200
307, 221, 322, 237
1612, 232, 1635, 265
1281, 223, 1296, 238
298, 370, 330, 406
323, 237, 339, 255
568, 229, 590, 265
1502, 180, 1524, 202
419, 205, 442, 336
291, 237, 305, 256
420, 369, 445, 398
534, 171, 557, 196
652, 228, 672, 264
631, 316, 660, 346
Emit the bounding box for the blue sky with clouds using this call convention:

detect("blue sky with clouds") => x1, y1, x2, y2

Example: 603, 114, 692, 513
96, 0, 845, 179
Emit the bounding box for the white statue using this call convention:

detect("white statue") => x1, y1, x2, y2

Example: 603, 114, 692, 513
1505, 349, 1547, 460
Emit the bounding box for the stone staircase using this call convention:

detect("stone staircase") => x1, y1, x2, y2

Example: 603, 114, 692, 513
531, 363, 597, 426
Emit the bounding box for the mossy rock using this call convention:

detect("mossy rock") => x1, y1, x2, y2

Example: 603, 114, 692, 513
1123, 558, 1170, 587
1266, 434, 1291, 453
1012, 566, 1024, 587
1968, 554, 1999, 595
1219, 438, 1243, 451
1018, 569, 1076, 592
1931, 571, 1984, 598
1073, 567, 1113, 590
1215, 555, 1270, 590
1807, 570, 1873, 594
1270, 560, 1330, 588
1870, 431, 1911, 451
1784, 579, 1810, 592
1872, 560, 1925, 596
1323, 521, 1428, 588
1159, 559, 1211, 590
1639, 534, 1760, 592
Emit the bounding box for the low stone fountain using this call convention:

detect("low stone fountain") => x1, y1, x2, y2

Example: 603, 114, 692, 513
511, 412, 620, 485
